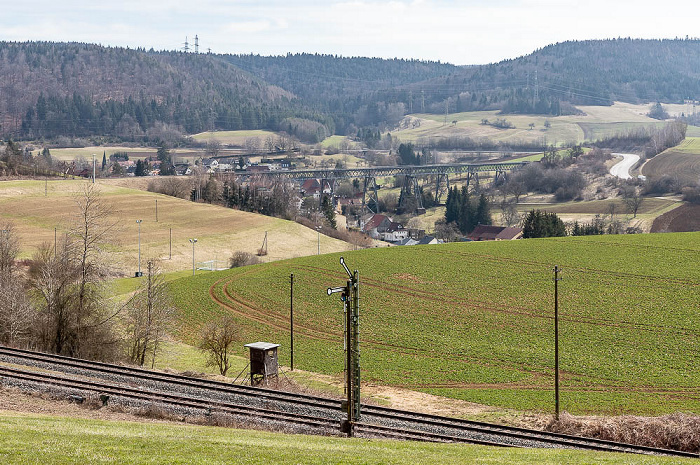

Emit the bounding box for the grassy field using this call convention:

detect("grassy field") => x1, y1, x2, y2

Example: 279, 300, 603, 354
519, 198, 682, 223
169, 233, 700, 416
0, 179, 354, 275
391, 102, 689, 146
191, 129, 279, 146
40, 147, 208, 164
0, 413, 691, 464
642, 137, 700, 181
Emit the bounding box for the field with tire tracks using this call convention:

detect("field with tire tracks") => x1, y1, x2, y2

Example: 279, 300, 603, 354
169, 233, 700, 415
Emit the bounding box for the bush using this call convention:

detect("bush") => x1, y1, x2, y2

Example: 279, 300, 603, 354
228, 251, 260, 268
682, 185, 700, 204
643, 175, 681, 195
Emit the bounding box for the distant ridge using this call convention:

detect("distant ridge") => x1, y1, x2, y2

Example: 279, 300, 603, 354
1, 39, 699, 140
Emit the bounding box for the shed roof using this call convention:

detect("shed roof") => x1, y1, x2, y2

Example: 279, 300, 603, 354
244, 342, 280, 351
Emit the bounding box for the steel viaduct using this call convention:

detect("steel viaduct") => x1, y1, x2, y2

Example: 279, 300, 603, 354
237, 161, 530, 214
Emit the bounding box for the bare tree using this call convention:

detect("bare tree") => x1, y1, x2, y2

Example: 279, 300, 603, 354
500, 200, 520, 227
126, 259, 174, 367
0, 280, 32, 346
623, 186, 644, 218
264, 135, 275, 153
29, 184, 121, 360
507, 180, 527, 203
0, 224, 32, 346
244, 137, 261, 154
0, 223, 19, 283
205, 139, 221, 158
199, 316, 238, 376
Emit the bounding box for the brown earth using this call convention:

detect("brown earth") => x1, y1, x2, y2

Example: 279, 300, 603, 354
651, 203, 700, 232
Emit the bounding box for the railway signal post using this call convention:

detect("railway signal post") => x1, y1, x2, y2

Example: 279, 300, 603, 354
327, 256, 360, 437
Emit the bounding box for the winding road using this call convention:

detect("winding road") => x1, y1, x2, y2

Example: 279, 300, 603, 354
610, 153, 640, 180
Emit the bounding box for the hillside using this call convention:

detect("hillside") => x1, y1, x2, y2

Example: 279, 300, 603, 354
0, 178, 354, 275
170, 233, 700, 416
3, 39, 700, 143
0, 42, 295, 140
407, 38, 700, 115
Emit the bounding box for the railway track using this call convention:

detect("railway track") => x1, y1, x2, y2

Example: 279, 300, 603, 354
0, 346, 696, 459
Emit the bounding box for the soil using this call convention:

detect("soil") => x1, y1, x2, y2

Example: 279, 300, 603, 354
650, 203, 700, 232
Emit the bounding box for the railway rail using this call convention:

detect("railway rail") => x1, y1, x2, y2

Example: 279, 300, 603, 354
0, 346, 696, 459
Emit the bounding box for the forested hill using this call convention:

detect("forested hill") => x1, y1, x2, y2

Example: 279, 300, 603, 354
2, 39, 700, 142
407, 38, 700, 115
0, 42, 297, 140
222, 53, 458, 110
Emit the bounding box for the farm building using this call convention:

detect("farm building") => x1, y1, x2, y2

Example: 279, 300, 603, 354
468, 225, 523, 241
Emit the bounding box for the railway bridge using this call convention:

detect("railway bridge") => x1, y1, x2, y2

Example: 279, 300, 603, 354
237, 161, 530, 214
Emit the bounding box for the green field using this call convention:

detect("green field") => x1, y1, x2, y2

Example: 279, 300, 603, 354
0, 413, 691, 465
169, 233, 700, 415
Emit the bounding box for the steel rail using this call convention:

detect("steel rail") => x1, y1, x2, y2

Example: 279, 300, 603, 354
0, 366, 339, 432
0, 346, 340, 411
1, 346, 697, 458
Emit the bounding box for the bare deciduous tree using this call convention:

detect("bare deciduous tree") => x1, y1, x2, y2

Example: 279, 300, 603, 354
199, 316, 238, 376
623, 186, 644, 218
205, 139, 221, 158
126, 259, 174, 367
28, 184, 121, 360
0, 224, 33, 346
500, 200, 520, 227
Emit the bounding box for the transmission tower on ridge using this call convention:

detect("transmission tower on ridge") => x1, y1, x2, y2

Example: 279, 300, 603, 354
194, 35, 199, 54
183, 36, 189, 53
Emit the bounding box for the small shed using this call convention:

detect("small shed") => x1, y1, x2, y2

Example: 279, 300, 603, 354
244, 342, 280, 386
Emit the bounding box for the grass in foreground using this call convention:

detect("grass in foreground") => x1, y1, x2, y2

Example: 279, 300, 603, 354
0, 413, 692, 465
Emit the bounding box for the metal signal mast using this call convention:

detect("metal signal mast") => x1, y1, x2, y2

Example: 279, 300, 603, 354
194, 35, 199, 54
327, 257, 360, 437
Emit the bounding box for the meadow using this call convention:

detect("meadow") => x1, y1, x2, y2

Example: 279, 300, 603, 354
0, 179, 354, 274
170, 233, 700, 415
0, 413, 688, 465
391, 102, 695, 146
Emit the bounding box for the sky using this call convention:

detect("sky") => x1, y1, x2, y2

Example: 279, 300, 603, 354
5, 0, 699, 65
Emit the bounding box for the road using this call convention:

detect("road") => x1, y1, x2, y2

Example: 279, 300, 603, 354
610, 153, 640, 180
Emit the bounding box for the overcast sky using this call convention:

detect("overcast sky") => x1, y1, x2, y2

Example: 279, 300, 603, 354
5, 0, 699, 65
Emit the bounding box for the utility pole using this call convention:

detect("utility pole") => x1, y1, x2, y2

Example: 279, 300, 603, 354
92, 154, 95, 183
553, 265, 562, 420
408, 90, 413, 114
169, 228, 172, 260
421, 90, 425, 113
136, 220, 142, 277
189, 238, 197, 275
444, 100, 448, 126
155, 199, 158, 222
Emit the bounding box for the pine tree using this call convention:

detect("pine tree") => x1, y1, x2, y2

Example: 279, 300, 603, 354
321, 195, 337, 229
